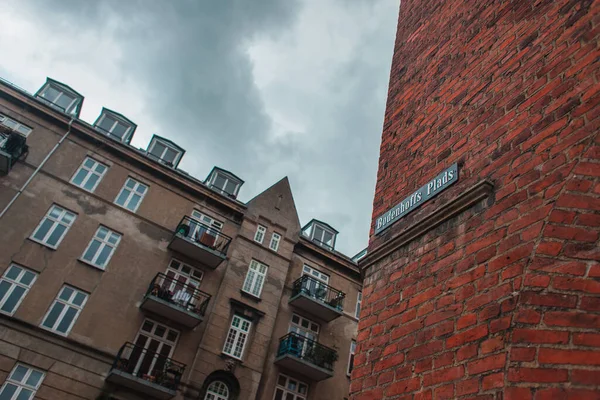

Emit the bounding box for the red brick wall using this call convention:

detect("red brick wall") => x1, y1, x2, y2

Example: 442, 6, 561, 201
355, 0, 600, 399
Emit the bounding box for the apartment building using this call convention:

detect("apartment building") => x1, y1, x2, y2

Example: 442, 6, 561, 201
0, 76, 362, 400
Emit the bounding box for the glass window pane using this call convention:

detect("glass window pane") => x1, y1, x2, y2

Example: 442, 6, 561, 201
111, 122, 128, 138
97, 227, 108, 240
108, 233, 119, 245
49, 207, 62, 219
163, 148, 177, 163
5, 266, 21, 280
154, 325, 166, 338
115, 189, 130, 206
55, 92, 75, 110
41, 86, 60, 101
214, 175, 227, 190
33, 219, 54, 242
83, 158, 95, 168
0, 383, 18, 399
135, 184, 146, 194
1, 285, 26, 314
72, 169, 88, 187
46, 224, 67, 247
61, 212, 75, 224
285, 393, 295, 400
43, 301, 64, 327
16, 388, 34, 400
84, 174, 99, 191
225, 180, 237, 194
277, 375, 287, 386
25, 370, 44, 387
98, 115, 116, 131
10, 365, 28, 382
125, 179, 136, 189
56, 307, 77, 333
150, 142, 166, 158
274, 389, 284, 400
73, 292, 86, 307
95, 245, 113, 267
127, 194, 141, 211
94, 163, 106, 174
83, 240, 101, 262
59, 287, 74, 301
0, 280, 11, 302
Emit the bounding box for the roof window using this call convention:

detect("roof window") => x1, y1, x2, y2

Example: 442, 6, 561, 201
146, 135, 184, 168
35, 78, 83, 117
206, 167, 243, 199
93, 108, 136, 143
301, 219, 338, 251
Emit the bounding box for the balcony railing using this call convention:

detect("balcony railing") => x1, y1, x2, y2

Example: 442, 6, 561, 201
292, 275, 345, 312
169, 216, 231, 268
107, 342, 185, 398
0, 129, 28, 175
141, 273, 211, 327
310, 237, 334, 251
275, 332, 337, 380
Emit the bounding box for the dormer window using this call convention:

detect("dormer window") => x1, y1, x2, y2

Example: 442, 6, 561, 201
93, 108, 136, 143
35, 78, 83, 117
146, 135, 184, 168
205, 167, 244, 199
301, 219, 338, 251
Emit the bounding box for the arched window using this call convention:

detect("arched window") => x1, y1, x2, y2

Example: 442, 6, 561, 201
205, 381, 229, 400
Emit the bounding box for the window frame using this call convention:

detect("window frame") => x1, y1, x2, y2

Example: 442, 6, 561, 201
209, 172, 241, 197
222, 315, 252, 360
0, 113, 33, 138
38, 83, 79, 114
147, 137, 183, 167
70, 157, 108, 193
273, 374, 308, 400
254, 225, 266, 244
311, 223, 336, 249
80, 226, 122, 270
114, 177, 148, 212
0, 264, 37, 316
355, 291, 362, 319
269, 232, 281, 252
205, 381, 229, 400
347, 340, 356, 376
29, 205, 76, 249
301, 264, 330, 284
95, 112, 133, 142
242, 260, 268, 298
0, 363, 45, 400
40, 285, 88, 336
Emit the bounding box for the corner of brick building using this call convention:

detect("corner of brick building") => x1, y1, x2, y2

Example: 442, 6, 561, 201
353, 1, 600, 399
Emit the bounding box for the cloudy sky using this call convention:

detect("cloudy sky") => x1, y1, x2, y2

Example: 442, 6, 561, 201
1, 0, 399, 256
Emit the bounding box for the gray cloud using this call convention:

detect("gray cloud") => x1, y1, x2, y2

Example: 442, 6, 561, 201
2, 0, 398, 255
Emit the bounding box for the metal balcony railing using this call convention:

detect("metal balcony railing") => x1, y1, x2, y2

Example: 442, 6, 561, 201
146, 273, 211, 316
277, 332, 338, 372
174, 216, 232, 257
292, 275, 346, 312
0, 129, 28, 173
111, 342, 185, 391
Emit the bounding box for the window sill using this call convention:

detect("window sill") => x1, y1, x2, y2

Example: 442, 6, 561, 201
77, 258, 106, 272
27, 237, 58, 250
240, 290, 262, 303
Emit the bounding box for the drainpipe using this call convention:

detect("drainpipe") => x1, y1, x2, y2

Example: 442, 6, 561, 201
0, 117, 74, 219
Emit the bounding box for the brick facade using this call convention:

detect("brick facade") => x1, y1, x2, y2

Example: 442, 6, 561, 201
355, 1, 599, 399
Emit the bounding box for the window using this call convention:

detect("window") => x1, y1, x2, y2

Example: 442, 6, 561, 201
312, 224, 335, 249
348, 340, 357, 376
71, 157, 108, 192
269, 233, 281, 251
81, 226, 121, 269
95, 112, 132, 141
41, 286, 88, 336
355, 292, 362, 319
148, 138, 182, 167
30, 205, 76, 249
205, 381, 229, 400
0, 364, 45, 400
0, 113, 32, 138
289, 313, 319, 339
273, 374, 308, 400
38, 84, 80, 115
166, 259, 203, 288
114, 178, 148, 212
254, 225, 266, 244
206, 168, 243, 198
128, 319, 179, 378
0, 265, 37, 316
242, 260, 268, 298
302, 265, 329, 284
223, 315, 251, 359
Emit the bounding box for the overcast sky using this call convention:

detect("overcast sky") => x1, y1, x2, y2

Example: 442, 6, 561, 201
0, 0, 398, 256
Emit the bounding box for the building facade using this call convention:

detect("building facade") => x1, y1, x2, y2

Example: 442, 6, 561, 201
354, 1, 599, 399
0, 77, 362, 400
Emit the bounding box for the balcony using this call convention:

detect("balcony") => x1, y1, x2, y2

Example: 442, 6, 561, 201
106, 342, 185, 400
274, 332, 337, 381
168, 216, 231, 269
0, 130, 27, 175
289, 275, 345, 322
140, 273, 211, 328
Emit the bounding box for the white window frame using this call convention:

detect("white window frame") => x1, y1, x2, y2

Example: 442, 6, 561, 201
273, 374, 308, 400
254, 225, 266, 244
302, 264, 329, 284
311, 223, 336, 249
70, 157, 108, 193
205, 381, 229, 400
80, 226, 121, 270
38, 83, 79, 114
29, 205, 76, 249
222, 315, 251, 360
0, 113, 32, 138
242, 260, 268, 298
209, 171, 240, 197
0, 363, 45, 400
148, 138, 182, 166
95, 112, 132, 142
355, 291, 362, 319
347, 340, 357, 376
114, 177, 148, 212
269, 232, 281, 252
0, 264, 37, 316
41, 286, 88, 336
